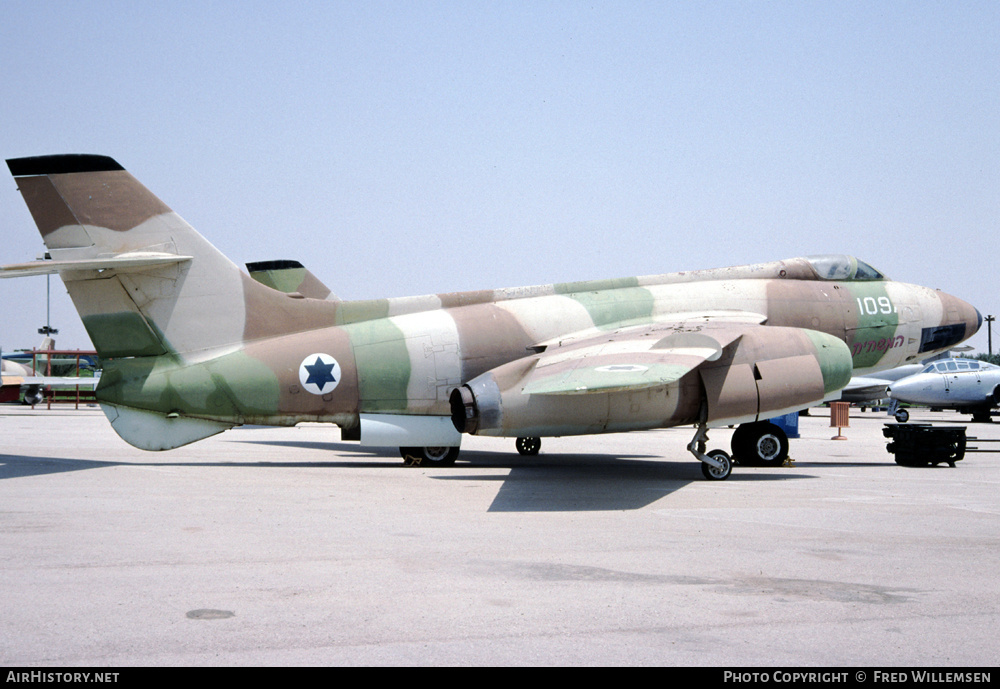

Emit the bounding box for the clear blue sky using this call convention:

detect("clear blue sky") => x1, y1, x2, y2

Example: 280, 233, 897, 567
2, 1, 998, 354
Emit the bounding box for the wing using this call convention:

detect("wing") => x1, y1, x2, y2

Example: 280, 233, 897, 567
21, 376, 100, 389
839, 375, 892, 401
453, 316, 855, 436
522, 319, 754, 395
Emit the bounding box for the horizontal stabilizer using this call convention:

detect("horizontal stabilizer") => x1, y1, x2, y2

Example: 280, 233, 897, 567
0, 252, 192, 278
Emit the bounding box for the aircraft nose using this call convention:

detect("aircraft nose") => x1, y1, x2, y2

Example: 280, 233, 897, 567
959, 299, 983, 339
918, 292, 982, 355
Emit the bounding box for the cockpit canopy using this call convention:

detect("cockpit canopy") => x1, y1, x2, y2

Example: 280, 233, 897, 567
807, 255, 886, 281
652, 254, 890, 285
920, 359, 999, 374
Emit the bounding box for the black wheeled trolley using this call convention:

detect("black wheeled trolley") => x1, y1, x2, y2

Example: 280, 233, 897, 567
883, 423, 1000, 467
882, 424, 967, 467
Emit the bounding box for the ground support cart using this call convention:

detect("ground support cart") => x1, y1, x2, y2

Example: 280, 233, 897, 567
882, 424, 967, 467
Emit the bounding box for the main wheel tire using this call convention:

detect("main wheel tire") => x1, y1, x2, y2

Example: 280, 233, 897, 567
399, 446, 460, 466
752, 424, 789, 467
732, 422, 789, 467
515, 437, 541, 456
730, 424, 753, 461
894, 408, 909, 423
701, 449, 732, 481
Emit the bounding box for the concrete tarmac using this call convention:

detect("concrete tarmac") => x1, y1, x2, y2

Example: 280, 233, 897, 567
1, 405, 998, 667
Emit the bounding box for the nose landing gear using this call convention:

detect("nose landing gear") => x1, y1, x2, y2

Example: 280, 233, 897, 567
688, 424, 732, 480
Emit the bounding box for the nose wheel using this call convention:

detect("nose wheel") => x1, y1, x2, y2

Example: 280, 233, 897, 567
700, 450, 732, 480
688, 424, 733, 480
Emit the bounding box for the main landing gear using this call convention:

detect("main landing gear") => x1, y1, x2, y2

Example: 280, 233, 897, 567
730, 421, 789, 467
516, 436, 541, 455
399, 446, 460, 466
688, 424, 732, 481
970, 406, 994, 424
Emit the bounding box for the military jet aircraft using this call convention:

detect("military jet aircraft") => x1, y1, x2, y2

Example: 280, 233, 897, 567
0, 154, 982, 479
838, 349, 969, 409
888, 358, 1000, 423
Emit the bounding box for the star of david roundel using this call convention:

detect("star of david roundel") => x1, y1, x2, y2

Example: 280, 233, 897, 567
298, 353, 342, 395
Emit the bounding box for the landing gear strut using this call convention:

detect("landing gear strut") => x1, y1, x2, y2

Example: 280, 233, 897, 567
688, 424, 732, 481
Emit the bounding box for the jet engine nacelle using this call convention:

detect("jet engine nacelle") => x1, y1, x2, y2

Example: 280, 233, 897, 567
451, 325, 853, 437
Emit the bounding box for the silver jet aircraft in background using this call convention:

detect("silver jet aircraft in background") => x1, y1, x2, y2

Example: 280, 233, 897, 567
0, 155, 982, 479
889, 358, 1000, 423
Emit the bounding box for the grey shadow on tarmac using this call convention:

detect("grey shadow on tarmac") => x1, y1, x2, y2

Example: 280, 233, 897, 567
0, 440, 814, 512
0, 444, 404, 481
0, 454, 121, 479
236, 439, 815, 512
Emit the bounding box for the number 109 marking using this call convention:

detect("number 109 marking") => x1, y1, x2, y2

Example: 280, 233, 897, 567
857, 296, 895, 315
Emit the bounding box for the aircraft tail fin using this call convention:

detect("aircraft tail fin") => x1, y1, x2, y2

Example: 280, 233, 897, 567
6, 155, 254, 358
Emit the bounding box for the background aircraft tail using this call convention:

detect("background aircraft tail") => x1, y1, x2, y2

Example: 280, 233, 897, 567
6, 155, 287, 359
247, 259, 338, 300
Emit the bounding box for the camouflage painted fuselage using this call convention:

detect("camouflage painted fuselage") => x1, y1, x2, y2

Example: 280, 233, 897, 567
95, 256, 976, 436
4, 155, 981, 450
